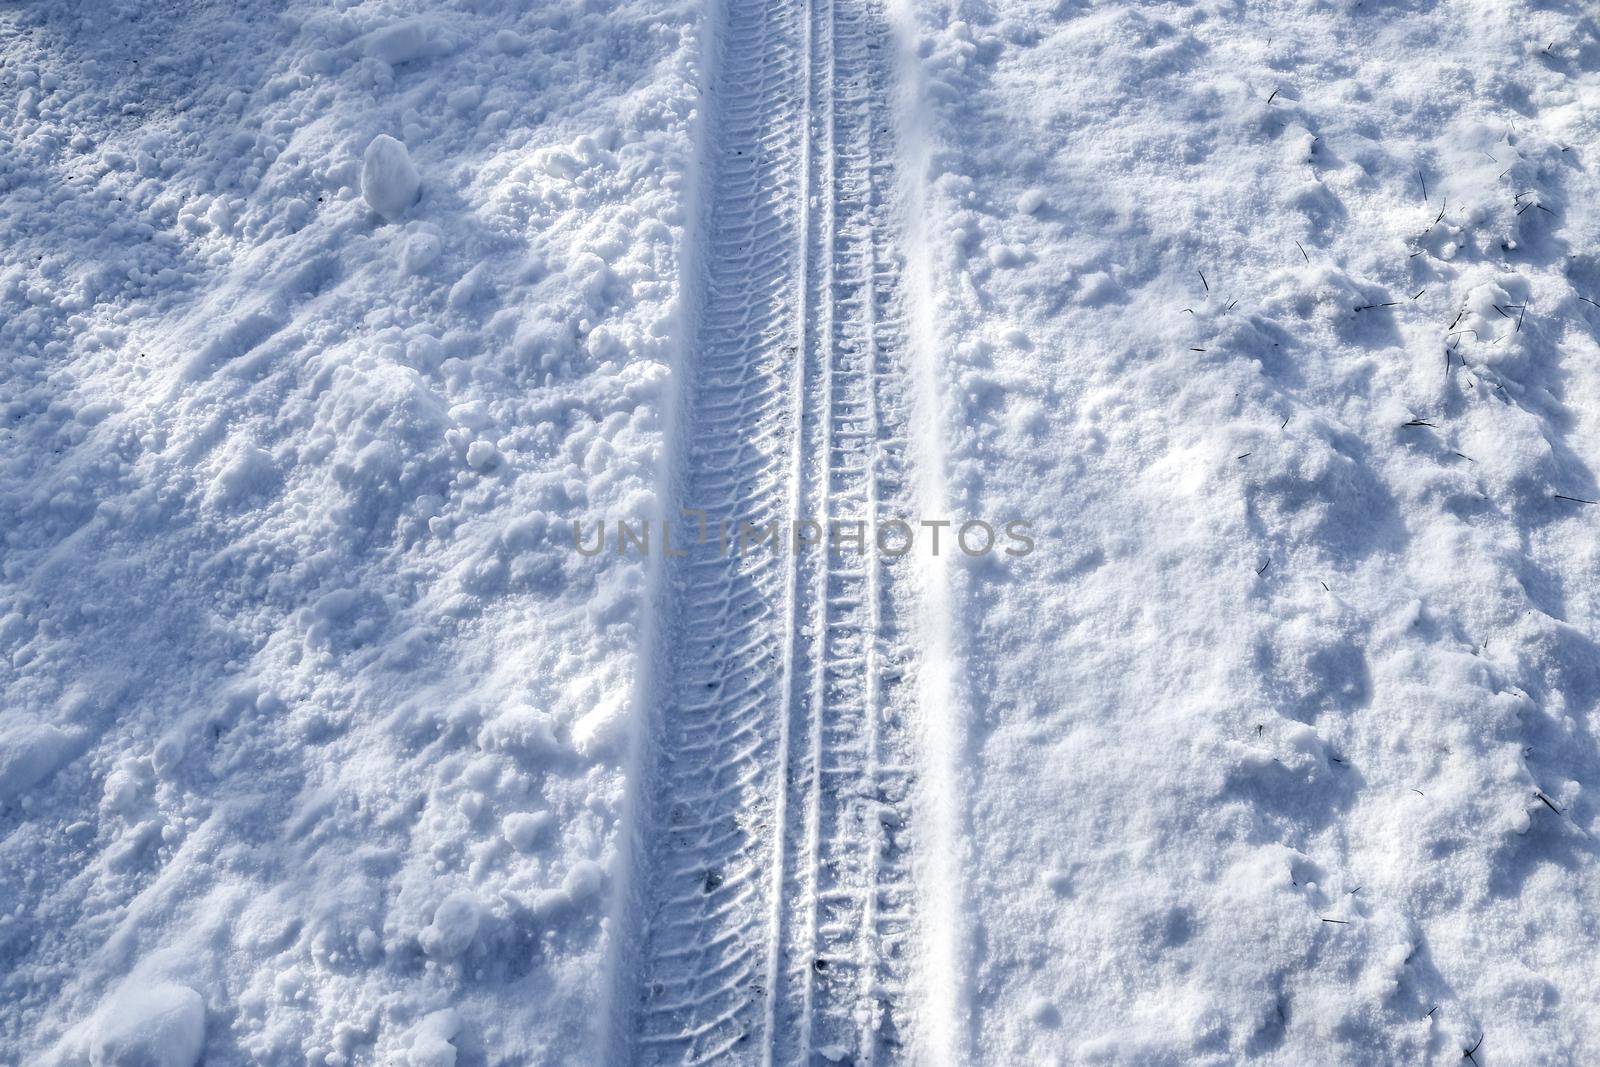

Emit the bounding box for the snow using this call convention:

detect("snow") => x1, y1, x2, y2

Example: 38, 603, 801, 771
88, 983, 205, 1067
4, 0, 1600, 1062
500, 810, 552, 853
0, 719, 81, 802
2, 0, 698, 1061
404, 1009, 462, 1067
360, 134, 421, 222
903, 0, 1600, 1060
419, 892, 482, 961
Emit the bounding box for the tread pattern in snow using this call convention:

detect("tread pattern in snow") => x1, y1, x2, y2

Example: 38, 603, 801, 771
630, 0, 919, 1061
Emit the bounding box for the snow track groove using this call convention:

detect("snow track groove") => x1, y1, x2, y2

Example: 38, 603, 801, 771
628, 0, 920, 1060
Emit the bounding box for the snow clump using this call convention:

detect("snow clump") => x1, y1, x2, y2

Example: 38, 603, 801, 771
361, 135, 421, 222
89, 982, 205, 1067
419, 892, 482, 960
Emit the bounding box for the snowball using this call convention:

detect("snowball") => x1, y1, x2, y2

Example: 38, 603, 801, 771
987, 244, 1022, 268
205, 198, 233, 234
420, 892, 481, 959
447, 263, 488, 309
150, 735, 185, 779
571, 687, 629, 759
206, 444, 275, 509
357, 928, 382, 961
90, 982, 205, 1067
408, 1009, 461, 1067
401, 232, 442, 275
1016, 188, 1046, 214
501, 811, 553, 853
361, 135, 420, 222
561, 859, 605, 902
465, 440, 501, 471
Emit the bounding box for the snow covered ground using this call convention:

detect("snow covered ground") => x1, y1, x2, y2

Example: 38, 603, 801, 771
908, 0, 1600, 1061
5, 0, 1600, 1063
2, 1, 698, 1063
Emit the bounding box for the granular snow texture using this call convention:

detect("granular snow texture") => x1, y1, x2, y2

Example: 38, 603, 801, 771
5, 0, 1600, 1063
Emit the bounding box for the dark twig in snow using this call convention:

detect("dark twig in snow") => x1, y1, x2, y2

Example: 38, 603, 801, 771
1256, 559, 1271, 576
1465, 1034, 1483, 1065
1320, 918, 1349, 925
1199, 270, 1209, 293
1535, 792, 1562, 815
1296, 240, 1309, 263
1554, 494, 1599, 505
1402, 419, 1436, 428
1417, 167, 1428, 201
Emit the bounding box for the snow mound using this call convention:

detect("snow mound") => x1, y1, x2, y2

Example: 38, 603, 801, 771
89, 983, 205, 1067
361, 135, 421, 222
0, 720, 80, 801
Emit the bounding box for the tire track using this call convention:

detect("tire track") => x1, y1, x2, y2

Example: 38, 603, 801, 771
629, 0, 918, 1059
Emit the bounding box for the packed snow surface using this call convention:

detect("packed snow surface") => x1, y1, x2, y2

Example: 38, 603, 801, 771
5, 0, 1600, 1063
